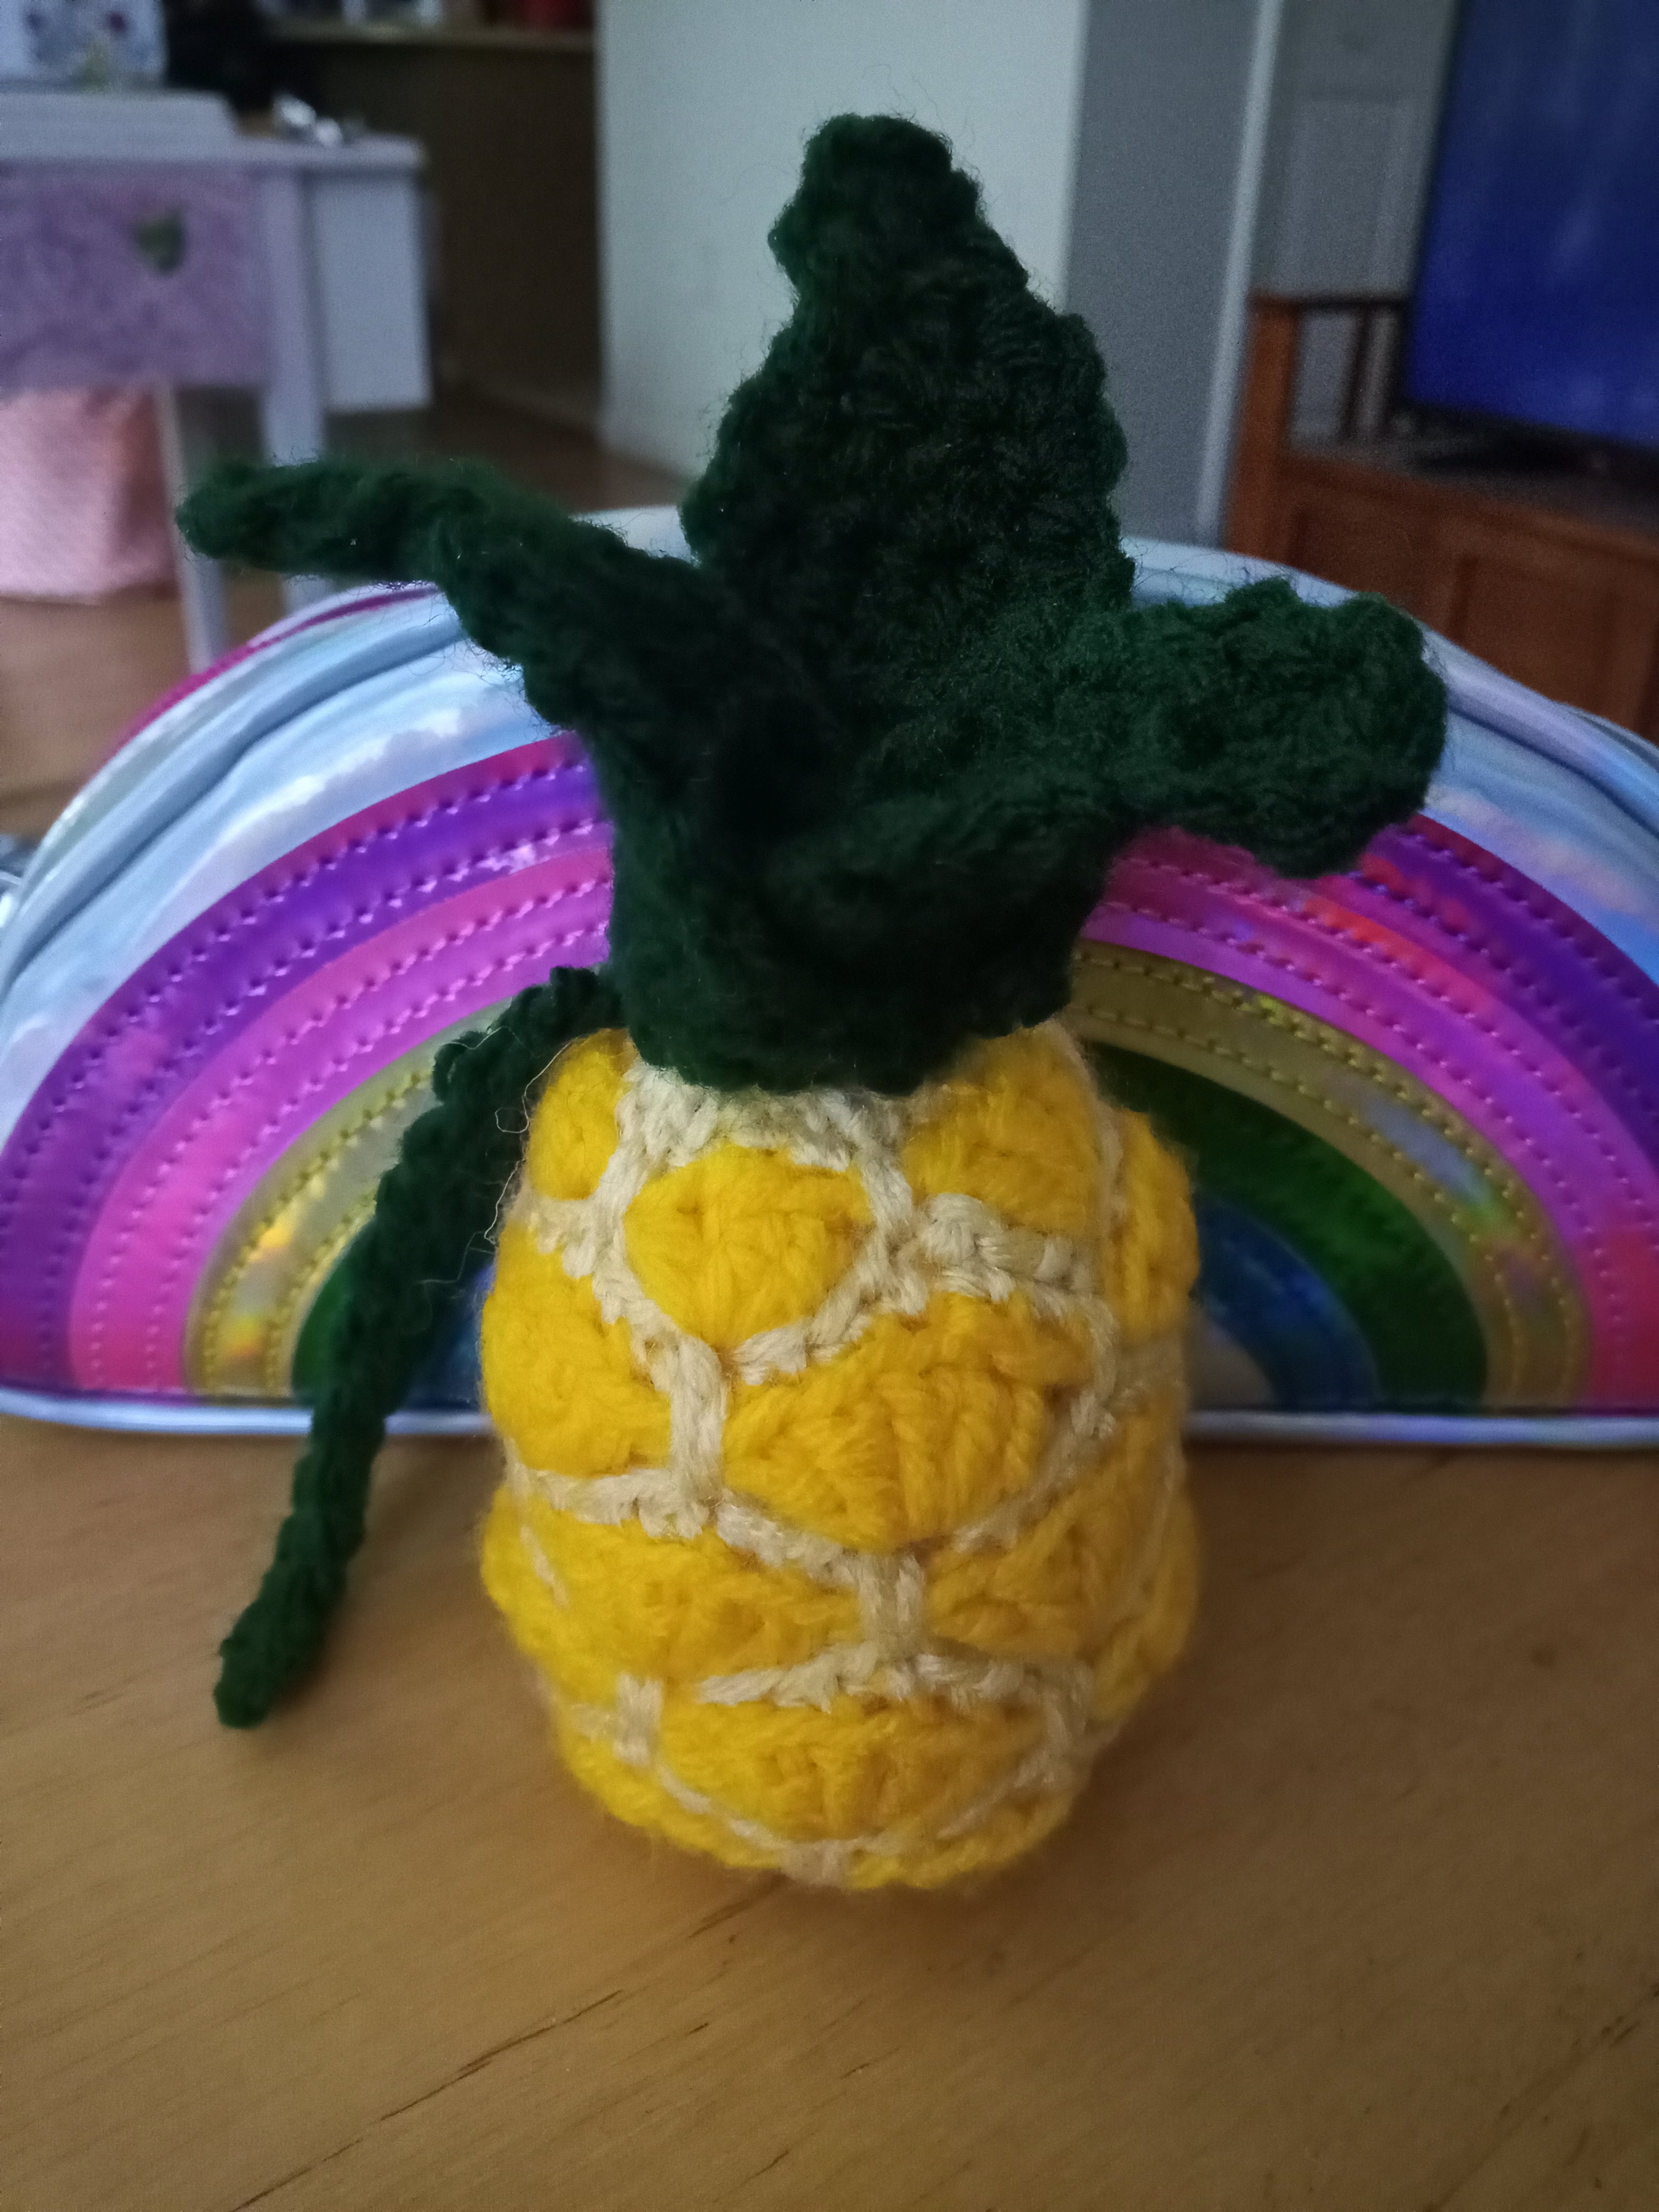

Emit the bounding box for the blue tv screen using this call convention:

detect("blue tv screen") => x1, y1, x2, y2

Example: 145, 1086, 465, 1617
1404, 0, 1659, 454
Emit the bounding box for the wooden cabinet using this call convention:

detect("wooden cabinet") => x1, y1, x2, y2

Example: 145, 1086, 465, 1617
278, 23, 599, 427
1227, 295, 1659, 739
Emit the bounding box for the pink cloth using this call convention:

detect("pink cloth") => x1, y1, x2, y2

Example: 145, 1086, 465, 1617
0, 388, 175, 600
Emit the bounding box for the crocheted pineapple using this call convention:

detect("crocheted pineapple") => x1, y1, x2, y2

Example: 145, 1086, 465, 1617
480, 1026, 1197, 1887
182, 115, 1445, 1889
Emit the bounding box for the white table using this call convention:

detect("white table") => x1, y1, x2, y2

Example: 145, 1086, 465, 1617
0, 90, 429, 666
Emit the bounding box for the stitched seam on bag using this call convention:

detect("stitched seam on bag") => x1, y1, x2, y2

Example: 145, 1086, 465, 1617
81, 881, 598, 1382
1127, 821, 1659, 1032
1355, 874, 1654, 1102
265, 1193, 378, 1398
130, 924, 577, 1384
76, 890, 591, 1384
1355, 861, 1659, 1130
1364, 841, 1646, 1008
129, 909, 594, 1385
1090, 995, 1540, 1387
0, 763, 591, 1241
1094, 887, 1641, 1339
1071, 955, 1579, 1396
1119, 856, 1649, 1137
197, 1054, 440, 1393
0, 775, 605, 1365
1396, 820, 1659, 1016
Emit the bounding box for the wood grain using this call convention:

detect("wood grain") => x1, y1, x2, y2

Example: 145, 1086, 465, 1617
0, 398, 678, 847
0, 576, 280, 842
6, 1417, 1656, 2211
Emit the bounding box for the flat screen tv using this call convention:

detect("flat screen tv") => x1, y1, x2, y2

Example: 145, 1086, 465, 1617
1404, 0, 1659, 457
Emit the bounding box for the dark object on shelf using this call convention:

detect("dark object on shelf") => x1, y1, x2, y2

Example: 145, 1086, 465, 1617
131, 210, 187, 274
508, 0, 591, 28
270, 90, 363, 147
164, 0, 281, 115
1228, 295, 1659, 742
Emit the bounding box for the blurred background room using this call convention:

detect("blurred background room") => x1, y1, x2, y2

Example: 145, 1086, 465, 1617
5, 18, 1659, 2205
2, 0, 1656, 867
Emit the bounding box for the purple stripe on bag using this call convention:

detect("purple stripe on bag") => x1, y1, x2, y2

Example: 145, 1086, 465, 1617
0, 736, 609, 1388
69, 859, 609, 1392
1354, 818, 1659, 1163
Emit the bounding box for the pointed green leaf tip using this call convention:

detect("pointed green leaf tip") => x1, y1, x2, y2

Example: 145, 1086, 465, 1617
179, 113, 1445, 1096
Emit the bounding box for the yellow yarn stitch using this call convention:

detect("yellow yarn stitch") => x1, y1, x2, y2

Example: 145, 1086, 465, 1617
481, 1024, 1199, 1889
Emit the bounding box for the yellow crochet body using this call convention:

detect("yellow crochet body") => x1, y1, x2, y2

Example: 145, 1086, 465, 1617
480, 1021, 1198, 1889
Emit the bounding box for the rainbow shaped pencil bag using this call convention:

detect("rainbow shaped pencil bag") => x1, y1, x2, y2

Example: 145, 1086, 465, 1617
4, 529, 1654, 1449
3, 120, 1654, 1890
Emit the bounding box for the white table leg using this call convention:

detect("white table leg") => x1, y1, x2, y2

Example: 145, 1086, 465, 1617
156, 388, 231, 672
255, 170, 332, 615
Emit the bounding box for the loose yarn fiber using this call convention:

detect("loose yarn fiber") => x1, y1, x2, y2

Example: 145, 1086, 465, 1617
482, 1025, 1197, 1887
213, 968, 621, 1725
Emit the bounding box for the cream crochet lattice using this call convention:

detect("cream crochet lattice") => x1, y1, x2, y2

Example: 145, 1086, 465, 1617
481, 1020, 1197, 1889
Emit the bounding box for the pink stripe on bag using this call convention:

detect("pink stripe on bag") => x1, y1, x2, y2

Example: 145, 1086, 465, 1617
68, 854, 609, 1392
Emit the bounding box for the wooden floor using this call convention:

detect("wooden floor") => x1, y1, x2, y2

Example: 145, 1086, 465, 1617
5, 1421, 1656, 2211
0, 390, 679, 843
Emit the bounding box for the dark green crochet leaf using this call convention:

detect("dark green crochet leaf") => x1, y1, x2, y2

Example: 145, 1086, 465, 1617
682, 114, 1133, 728
179, 114, 1446, 1098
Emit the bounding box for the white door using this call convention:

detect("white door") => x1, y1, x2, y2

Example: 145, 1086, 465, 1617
1256, 0, 1459, 435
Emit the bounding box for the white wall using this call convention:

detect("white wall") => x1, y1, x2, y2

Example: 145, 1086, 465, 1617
598, 0, 1090, 476
1068, 0, 1285, 546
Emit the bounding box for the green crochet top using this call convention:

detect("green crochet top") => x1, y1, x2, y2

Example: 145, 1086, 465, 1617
183, 113, 1443, 1097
